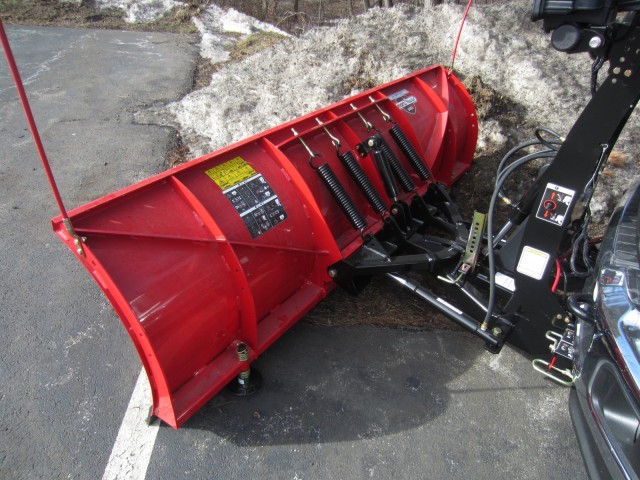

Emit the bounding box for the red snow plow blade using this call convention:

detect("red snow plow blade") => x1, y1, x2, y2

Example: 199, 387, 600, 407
52, 65, 477, 428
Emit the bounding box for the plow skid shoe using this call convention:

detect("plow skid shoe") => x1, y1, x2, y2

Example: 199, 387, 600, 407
52, 65, 477, 428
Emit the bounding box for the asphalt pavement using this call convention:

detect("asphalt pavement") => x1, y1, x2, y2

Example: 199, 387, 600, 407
0, 25, 587, 479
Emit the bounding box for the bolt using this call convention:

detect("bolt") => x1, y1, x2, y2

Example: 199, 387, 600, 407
391, 207, 399, 215
236, 342, 249, 362
327, 268, 337, 278
367, 139, 375, 147
625, 69, 633, 77
589, 36, 603, 49
613, 66, 621, 75
492, 327, 502, 337
555, 314, 563, 320
564, 316, 571, 324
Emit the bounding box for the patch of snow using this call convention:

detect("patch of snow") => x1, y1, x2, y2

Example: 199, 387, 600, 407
192, 15, 233, 64
195, 5, 289, 66
155, 1, 638, 220
477, 119, 506, 151
210, 4, 288, 37
96, 0, 183, 24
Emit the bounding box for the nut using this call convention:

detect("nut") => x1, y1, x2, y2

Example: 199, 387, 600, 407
589, 36, 603, 49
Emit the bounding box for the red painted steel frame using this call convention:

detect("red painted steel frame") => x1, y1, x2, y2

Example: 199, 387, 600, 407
52, 65, 477, 428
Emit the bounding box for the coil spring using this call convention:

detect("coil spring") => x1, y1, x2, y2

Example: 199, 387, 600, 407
339, 151, 387, 213
379, 138, 416, 193
389, 124, 431, 181
317, 163, 367, 231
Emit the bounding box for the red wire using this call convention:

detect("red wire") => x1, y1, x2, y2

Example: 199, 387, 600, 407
448, 0, 474, 75
551, 258, 561, 293
0, 18, 70, 221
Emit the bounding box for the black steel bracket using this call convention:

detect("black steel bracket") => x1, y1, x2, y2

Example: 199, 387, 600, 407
499, 24, 640, 353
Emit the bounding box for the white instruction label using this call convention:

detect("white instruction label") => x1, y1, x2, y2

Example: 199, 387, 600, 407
516, 245, 550, 280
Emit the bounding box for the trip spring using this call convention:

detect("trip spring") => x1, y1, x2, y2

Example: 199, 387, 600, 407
379, 138, 416, 193
317, 163, 367, 231
389, 124, 431, 181
339, 150, 387, 213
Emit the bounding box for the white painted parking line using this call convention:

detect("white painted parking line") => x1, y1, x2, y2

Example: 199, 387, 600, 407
102, 369, 160, 480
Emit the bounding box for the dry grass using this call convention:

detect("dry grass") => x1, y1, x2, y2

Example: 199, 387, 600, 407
303, 276, 462, 330
228, 31, 285, 61
165, 133, 191, 169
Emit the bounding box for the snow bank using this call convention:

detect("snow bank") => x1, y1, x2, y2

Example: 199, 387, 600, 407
167, 2, 595, 153
206, 4, 288, 36
152, 1, 638, 222
194, 4, 289, 64
96, 0, 183, 24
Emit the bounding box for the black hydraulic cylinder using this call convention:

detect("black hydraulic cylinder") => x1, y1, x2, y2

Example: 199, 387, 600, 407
371, 148, 400, 200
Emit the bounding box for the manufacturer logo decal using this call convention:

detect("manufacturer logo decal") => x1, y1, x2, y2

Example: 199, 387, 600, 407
388, 89, 418, 115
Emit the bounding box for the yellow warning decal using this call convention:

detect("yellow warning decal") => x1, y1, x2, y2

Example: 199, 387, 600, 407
205, 156, 257, 191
